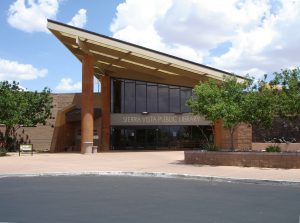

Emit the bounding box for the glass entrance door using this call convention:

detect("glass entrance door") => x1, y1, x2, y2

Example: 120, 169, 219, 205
146, 128, 158, 148
111, 126, 213, 150
136, 129, 146, 149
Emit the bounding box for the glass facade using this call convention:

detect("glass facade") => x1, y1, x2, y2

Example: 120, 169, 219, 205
111, 78, 192, 113
110, 78, 212, 150
111, 126, 213, 149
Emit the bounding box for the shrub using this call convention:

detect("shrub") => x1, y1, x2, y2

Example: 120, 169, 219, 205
0, 148, 7, 156
266, 145, 281, 152
202, 142, 217, 151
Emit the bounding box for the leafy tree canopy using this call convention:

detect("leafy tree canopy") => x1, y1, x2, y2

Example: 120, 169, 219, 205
271, 68, 300, 118
187, 75, 276, 150
0, 81, 53, 151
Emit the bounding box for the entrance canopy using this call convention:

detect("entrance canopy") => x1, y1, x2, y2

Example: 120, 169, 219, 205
47, 19, 246, 87
65, 107, 101, 123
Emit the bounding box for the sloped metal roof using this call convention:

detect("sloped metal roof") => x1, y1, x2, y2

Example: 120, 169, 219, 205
47, 19, 246, 87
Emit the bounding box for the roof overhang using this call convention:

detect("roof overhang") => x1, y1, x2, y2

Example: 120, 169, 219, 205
47, 19, 247, 87
65, 107, 101, 123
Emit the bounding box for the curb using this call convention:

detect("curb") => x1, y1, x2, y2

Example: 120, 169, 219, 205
0, 171, 300, 186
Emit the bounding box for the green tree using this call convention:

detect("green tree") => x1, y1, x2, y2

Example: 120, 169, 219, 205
188, 76, 276, 151
271, 68, 300, 119
241, 75, 278, 129
0, 81, 53, 151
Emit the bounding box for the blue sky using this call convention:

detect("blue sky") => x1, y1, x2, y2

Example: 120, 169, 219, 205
0, 0, 123, 92
0, 0, 299, 92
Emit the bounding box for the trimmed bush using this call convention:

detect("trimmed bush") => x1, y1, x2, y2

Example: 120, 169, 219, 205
0, 148, 7, 156
266, 145, 281, 152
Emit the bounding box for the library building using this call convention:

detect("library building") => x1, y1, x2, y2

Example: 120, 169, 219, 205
6, 20, 254, 153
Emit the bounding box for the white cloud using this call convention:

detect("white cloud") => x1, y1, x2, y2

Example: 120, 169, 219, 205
55, 78, 81, 92
209, 0, 300, 79
68, 9, 87, 28
110, 0, 203, 63
18, 85, 28, 91
110, 0, 300, 79
0, 58, 47, 81
7, 0, 60, 33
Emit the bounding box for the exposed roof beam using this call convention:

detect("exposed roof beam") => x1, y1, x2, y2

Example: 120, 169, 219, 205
104, 51, 132, 70
57, 35, 213, 81
70, 44, 209, 84
94, 62, 164, 81
95, 64, 200, 87
95, 61, 167, 81
76, 36, 92, 56
91, 53, 202, 83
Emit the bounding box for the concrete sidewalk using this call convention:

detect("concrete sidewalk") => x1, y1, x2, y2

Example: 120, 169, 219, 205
0, 151, 300, 183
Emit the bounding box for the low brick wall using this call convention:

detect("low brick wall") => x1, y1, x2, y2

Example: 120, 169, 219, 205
184, 151, 300, 169
252, 143, 300, 152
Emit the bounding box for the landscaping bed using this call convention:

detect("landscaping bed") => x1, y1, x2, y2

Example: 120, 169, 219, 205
184, 150, 300, 169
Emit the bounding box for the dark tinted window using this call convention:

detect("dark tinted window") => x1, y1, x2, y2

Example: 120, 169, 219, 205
124, 80, 135, 112
110, 80, 114, 112
157, 126, 169, 147
170, 126, 180, 139
111, 78, 192, 113
158, 85, 169, 112
111, 126, 213, 149
112, 79, 123, 113
170, 87, 180, 112
136, 82, 146, 112
180, 88, 192, 113
147, 83, 158, 112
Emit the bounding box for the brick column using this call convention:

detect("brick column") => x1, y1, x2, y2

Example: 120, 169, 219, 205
101, 74, 110, 151
81, 55, 94, 154
214, 120, 252, 151
213, 120, 222, 149
234, 123, 252, 150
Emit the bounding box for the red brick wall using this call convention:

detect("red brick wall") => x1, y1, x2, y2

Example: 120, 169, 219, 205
215, 121, 252, 151
185, 151, 300, 169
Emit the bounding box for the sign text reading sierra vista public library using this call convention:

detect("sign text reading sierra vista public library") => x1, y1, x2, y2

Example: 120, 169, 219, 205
110, 113, 211, 126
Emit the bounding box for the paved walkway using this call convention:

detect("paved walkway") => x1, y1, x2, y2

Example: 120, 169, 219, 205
1, 151, 300, 183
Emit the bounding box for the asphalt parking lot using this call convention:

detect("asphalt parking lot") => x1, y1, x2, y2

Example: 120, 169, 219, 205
0, 175, 299, 223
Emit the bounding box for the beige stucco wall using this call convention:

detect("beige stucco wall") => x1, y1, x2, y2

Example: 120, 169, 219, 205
0, 93, 102, 152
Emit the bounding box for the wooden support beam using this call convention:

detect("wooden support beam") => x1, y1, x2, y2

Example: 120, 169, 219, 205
81, 55, 94, 154
100, 75, 110, 151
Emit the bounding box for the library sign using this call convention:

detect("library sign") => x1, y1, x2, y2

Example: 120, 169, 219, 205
111, 113, 211, 126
